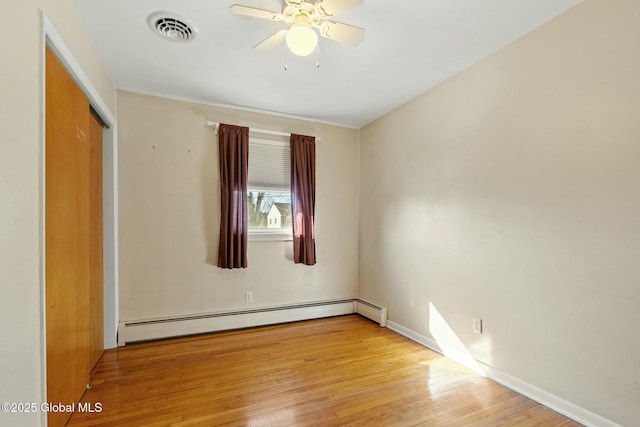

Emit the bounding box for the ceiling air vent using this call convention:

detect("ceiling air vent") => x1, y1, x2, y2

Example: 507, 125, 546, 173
147, 12, 196, 43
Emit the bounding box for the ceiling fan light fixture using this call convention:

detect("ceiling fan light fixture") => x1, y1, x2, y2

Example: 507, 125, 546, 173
285, 25, 318, 56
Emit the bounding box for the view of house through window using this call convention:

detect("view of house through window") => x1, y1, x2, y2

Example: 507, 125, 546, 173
247, 137, 291, 237
247, 190, 292, 230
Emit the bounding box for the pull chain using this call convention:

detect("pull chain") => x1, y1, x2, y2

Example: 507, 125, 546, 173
316, 45, 321, 68
281, 47, 322, 70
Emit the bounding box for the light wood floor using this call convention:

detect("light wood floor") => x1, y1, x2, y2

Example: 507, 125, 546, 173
68, 315, 581, 426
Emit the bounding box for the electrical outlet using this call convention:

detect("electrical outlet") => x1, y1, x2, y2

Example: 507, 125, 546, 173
472, 317, 483, 334
245, 291, 253, 303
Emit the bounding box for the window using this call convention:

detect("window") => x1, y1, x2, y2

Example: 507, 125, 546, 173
247, 138, 292, 241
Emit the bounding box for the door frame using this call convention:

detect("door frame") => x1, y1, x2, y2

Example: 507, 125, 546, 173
41, 12, 118, 421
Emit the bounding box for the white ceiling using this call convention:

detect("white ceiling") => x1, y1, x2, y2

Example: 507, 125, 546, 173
73, 0, 583, 128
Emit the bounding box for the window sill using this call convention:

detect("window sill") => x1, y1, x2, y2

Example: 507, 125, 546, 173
248, 230, 293, 242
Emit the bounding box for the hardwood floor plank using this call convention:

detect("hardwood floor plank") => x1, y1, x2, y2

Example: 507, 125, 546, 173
68, 315, 581, 426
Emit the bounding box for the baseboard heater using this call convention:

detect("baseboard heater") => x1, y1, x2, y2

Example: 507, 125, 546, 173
118, 298, 387, 345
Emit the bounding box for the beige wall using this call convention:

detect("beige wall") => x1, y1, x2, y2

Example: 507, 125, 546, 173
0, 1, 115, 425
117, 91, 358, 321
358, 0, 639, 425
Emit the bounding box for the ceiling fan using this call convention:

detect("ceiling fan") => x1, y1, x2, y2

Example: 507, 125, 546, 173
229, 0, 365, 57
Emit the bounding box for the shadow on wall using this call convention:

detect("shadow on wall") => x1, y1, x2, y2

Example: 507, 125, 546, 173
284, 239, 294, 261
202, 124, 219, 266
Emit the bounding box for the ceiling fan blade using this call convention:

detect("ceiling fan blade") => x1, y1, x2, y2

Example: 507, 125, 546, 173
317, 0, 364, 16
253, 29, 288, 49
229, 4, 283, 21
320, 21, 365, 46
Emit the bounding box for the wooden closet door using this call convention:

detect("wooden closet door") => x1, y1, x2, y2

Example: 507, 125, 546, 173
89, 113, 104, 370
45, 47, 91, 427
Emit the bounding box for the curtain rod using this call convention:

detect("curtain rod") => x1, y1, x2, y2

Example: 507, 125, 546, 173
206, 121, 321, 141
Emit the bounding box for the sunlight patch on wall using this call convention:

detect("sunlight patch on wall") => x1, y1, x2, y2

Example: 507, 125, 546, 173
428, 302, 484, 375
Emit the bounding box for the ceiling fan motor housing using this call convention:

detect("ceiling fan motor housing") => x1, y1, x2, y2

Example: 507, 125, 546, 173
283, 1, 332, 29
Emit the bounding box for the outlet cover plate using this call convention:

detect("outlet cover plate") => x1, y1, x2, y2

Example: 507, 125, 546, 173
473, 317, 483, 334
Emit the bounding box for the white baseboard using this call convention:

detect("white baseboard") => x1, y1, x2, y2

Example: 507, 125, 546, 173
118, 298, 387, 345
387, 320, 620, 427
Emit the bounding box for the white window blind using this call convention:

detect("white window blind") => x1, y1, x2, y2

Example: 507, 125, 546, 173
248, 138, 290, 191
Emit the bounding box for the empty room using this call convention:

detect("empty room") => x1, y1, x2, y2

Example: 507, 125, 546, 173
1, 0, 638, 426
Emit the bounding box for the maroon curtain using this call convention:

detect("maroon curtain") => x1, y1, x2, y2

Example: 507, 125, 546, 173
217, 124, 249, 269
290, 133, 316, 265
